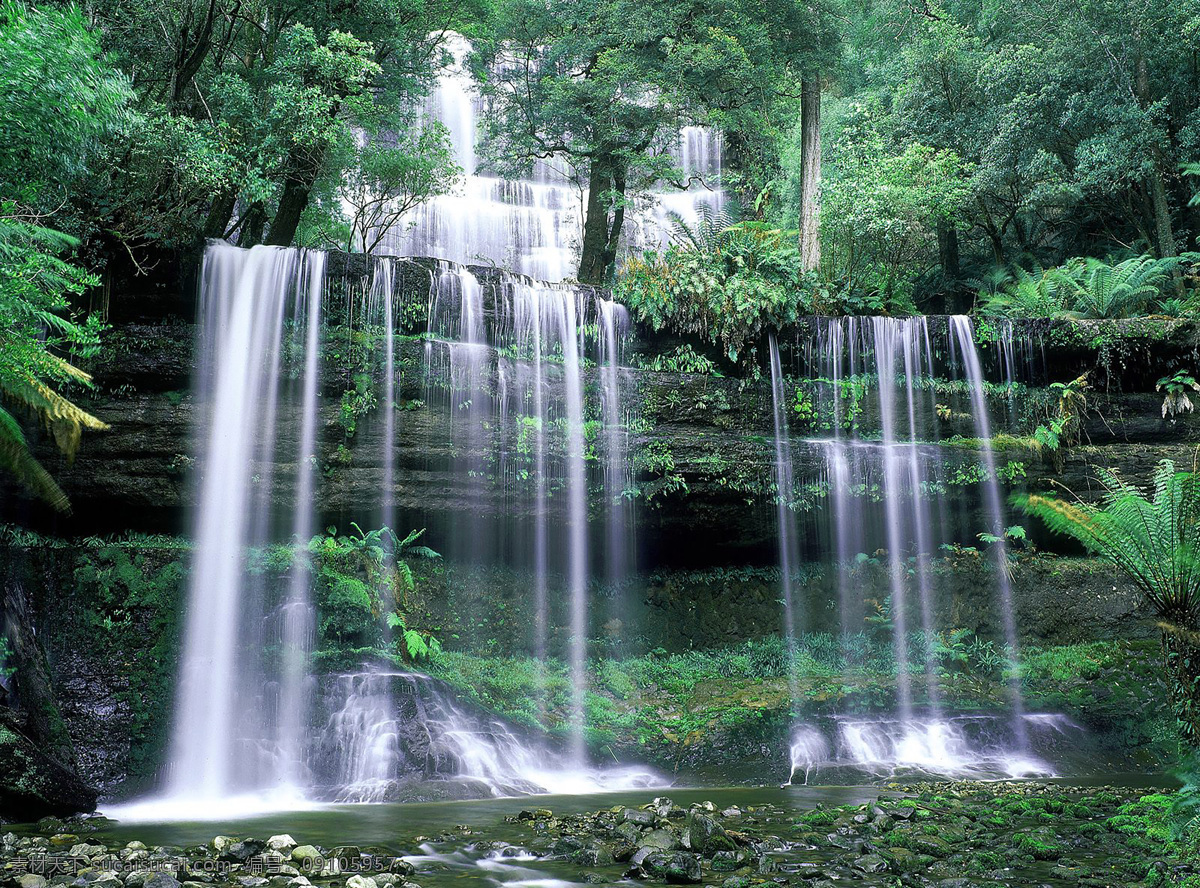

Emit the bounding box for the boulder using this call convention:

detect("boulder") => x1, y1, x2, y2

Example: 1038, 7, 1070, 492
267, 836, 297, 853
642, 852, 703, 884
622, 808, 655, 826
682, 813, 735, 857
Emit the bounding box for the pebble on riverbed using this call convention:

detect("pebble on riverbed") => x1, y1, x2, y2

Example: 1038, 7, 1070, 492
0, 781, 1192, 888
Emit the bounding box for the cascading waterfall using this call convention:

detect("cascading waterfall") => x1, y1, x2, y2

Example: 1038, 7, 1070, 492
167, 244, 324, 806
381, 33, 725, 281
950, 315, 1028, 750
276, 251, 324, 790
767, 334, 802, 697
135, 235, 1071, 817
778, 316, 1044, 780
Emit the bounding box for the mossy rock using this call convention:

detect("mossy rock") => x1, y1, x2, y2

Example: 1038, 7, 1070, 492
0, 712, 97, 820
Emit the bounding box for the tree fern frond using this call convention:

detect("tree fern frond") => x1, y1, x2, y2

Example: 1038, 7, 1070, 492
0, 407, 70, 512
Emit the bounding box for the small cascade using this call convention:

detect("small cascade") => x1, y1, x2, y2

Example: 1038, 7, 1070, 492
383, 34, 725, 281
773, 316, 1035, 781
312, 669, 658, 802
779, 714, 1071, 781
785, 726, 831, 786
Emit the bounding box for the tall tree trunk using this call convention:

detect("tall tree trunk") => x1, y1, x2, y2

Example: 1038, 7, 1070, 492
266, 175, 313, 247
578, 156, 616, 284
798, 76, 822, 273
1135, 54, 1185, 298
240, 201, 268, 246
937, 223, 961, 314
203, 189, 237, 240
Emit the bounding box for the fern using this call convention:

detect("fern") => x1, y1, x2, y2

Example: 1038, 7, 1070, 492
1018, 460, 1200, 742
1019, 460, 1200, 624
1052, 255, 1180, 319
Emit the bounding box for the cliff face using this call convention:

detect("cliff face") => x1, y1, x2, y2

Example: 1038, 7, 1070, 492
5, 314, 1200, 559
2, 263, 1199, 803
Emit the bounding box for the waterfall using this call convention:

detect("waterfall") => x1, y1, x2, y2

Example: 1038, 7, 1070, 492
774, 316, 1037, 779
949, 315, 1028, 748
276, 251, 324, 790
381, 33, 725, 281
767, 334, 802, 699
167, 244, 323, 804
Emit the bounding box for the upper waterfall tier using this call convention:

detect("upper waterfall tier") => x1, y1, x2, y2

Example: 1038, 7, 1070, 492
374, 33, 725, 281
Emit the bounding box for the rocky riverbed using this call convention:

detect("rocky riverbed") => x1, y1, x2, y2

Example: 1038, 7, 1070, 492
1, 782, 1195, 888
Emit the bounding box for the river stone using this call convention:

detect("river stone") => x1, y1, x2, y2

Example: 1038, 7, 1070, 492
622, 808, 655, 826
267, 837, 297, 853
710, 850, 743, 872
911, 835, 951, 857
853, 854, 889, 874
651, 798, 675, 817
683, 812, 734, 856
69, 844, 108, 858
210, 837, 235, 854
640, 829, 680, 852
224, 840, 266, 863
291, 846, 322, 865
387, 860, 414, 877
614, 822, 642, 844
885, 848, 923, 873
571, 847, 614, 867
18, 875, 48, 888
143, 874, 180, 888
50, 835, 80, 848
345, 877, 376, 888
643, 852, 702, 884
721, 878, 750, 888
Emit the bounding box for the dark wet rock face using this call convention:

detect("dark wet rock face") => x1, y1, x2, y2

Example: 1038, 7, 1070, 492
0, 712, 97, 819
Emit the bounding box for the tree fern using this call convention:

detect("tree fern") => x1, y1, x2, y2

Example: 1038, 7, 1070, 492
1052, 255, 1179, 319
1018, 459, 1200, 743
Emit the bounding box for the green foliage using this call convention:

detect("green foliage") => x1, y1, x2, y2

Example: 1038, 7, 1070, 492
305, 524, 440, 655
337, 373, 376, 440
473, 0, 815, 281
1019, 459, 1200, 742
0, 1, 131, 207
617, 213, 811, 365
980, 255, 1192, 319
632, 344, 720, 376
0, 636, 13, 681
817, 103, 970, 306
0, 213, 110, 509
1158, 370, 1200, 419
335, 123, 461, 254
0, 3, 124, 507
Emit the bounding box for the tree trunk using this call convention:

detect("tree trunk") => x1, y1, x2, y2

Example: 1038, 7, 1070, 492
1163, 627, 1200, 747
798, 75, 822, 273
937, 223, 961, 313
1135, 55, 1185, 298
203, 189, 237, 240
578, 156, 616, 284
266, 175, 313, 247
240, 201, 268, 246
